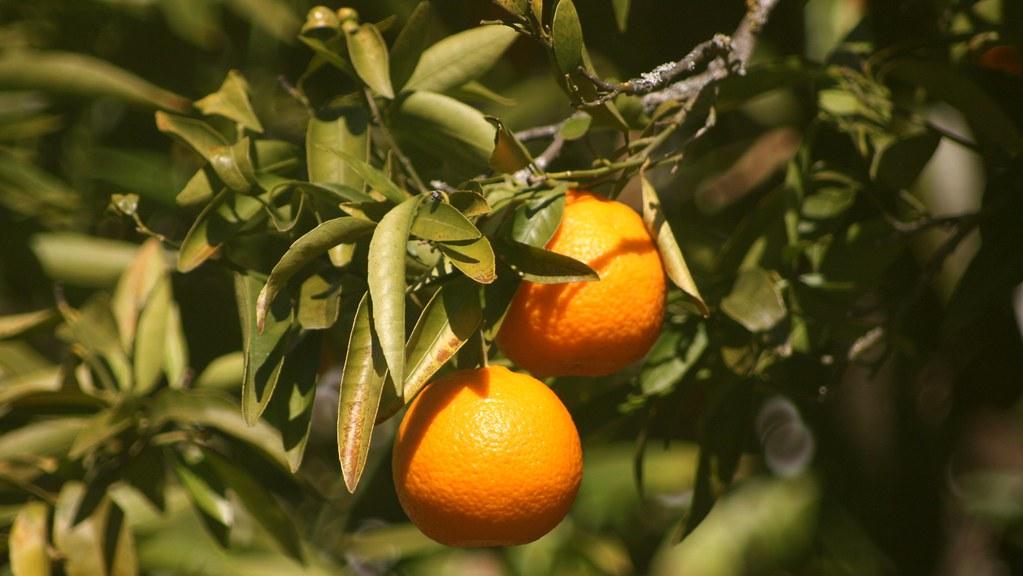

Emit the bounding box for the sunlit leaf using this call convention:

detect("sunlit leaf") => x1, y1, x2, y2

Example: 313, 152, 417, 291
192, 352, 244, 390
438, 236, 497, 284
195, 70, 263, 132
155, 111, 227, 161
721, 267, 786, 332
112, 239, 165, 350
267, 331, 321, 471
318, 145, 407, 204
176, 166, 216, 207
411, 200, 483, 242
307, 101, 371, 191
403, 279, 483, 401
551, 0, 583, 75
560, 112, 592, 140
133, 276, 172, 394
404, 25, 519, 94
177, 189, 265, 273
209, 137, 257, 192
53, 482, 137, 576
496, 237, 597, 283
172, 451, 233, 547
256, 217, 375, 330
367, 196, 421, 391
164, 301, 189, 388
236, 272, 297, 425
346, 23, 395, 99
391, 91, 496, 173
640, 323, 707, 397
9, 502, 51, 576
0, 309, 55, 340
338, 293, 388, 493
640, 171, 709, 316
510, 187, 566, 247
612, 0, 631, 32
297, 274, 341, 330
487, 116, 534, 174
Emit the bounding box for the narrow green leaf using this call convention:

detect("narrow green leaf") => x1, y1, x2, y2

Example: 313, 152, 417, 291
404, 25, 519, 93
346, 23, 395, 99
411, 200, 483, 242
612, 0, 631, 32
9, 502, 51, 576
391, 91, 496, 173
389, 1, 433, 91
256, 217, 375, 331
52, 483, 137, 576
338, 293, 388, 493
306, 102, 371, 190
367, 196, 421, 391
195, 70, 263, 132
155, 111, 228, 161
236, 272, 296, 425
318, 146, 407, 204
438, 236, 497, 284
640, 172, 709, 316
496, 237, 597, 283
403, 279, 483, 401
448, 191, 491, 217
297, 274, 341, 331
0, 367, 62, 406
177, 189, 265, 272
268, 332, 321, 471
0, 51, 190, 112
487, 116, 534, 173
204, 449, 304, 561
164, 301, 189, 388
0, 309, 55, 340
640, 323, 707, 397
111, 239, 165, 350
721, 267, 786, 332
192, 352, 244, 390
560, 112, 592, 140
133, 276, 172, 394
60, 296, 133, 391
551, 0, 583, 75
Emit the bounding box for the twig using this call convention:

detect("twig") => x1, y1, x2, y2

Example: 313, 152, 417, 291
534, 134, 565, 170
362, 88, 429, 194
579, 34, 734, 106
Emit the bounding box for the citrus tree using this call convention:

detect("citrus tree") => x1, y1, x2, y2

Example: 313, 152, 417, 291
1, 0, 1022, 574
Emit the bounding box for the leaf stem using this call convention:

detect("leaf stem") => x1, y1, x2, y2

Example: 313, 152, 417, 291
362, 89, 429, 194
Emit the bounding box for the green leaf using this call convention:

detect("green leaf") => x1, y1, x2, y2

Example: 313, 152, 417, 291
306, 102, 371, 190
297, 274, 341, 330
367, 196, 421, 392
411, 200, 483, 242
640, 172, 709, 316
391, 91, 496, 173
150, 389, 289, 468
487, 116, 534, 174
69, 408, 133, 460
195, 70, 263, 132
256, 217, 374, 330
449, 191, 491, 217
0, 309, 55, 340
493, 0, 529, 17
389, 1, 433, 91
209, 137, 257, 192
639, 322, 707, 397
164, 301, 189, 388
318, 146, 407, 204
203, 449, 304, 561
346, 23, 395, 99
0, 417, 85, 460
403, 279, 483, 400
404, 25, 519, 94
192, 352, 244, 390
496, 238, 597, 283
268, 332, 321, 471
510, 187, 566, 247
133, 276, 172, 394
721, 267, 786, 332
177, 189, 265, 272
176, 166, 216, 207
870, 130, 941, 191
299, 5, 340, 39
559, 112, 592, 140
53, 482, 137, 576
112, 239, 166, 350
338, 293, 388, 493
9, 502, 51, 576
612, 0, 631, 32
0, 51, 190, 112
0, 367, 62, 406
551, 0, 584, 75
155, 112, 228, 161
438, 236, 497, 284
236, 272, 296, 425
172, 451, 232, 547
60, 296, 133, 391
222, 0, 301, 43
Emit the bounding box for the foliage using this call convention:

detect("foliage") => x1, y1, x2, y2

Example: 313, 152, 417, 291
1, 0, 1022, 574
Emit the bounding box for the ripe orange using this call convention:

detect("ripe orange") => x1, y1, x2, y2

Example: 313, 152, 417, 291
392, 365, 583, 547
497, 190, 666, 377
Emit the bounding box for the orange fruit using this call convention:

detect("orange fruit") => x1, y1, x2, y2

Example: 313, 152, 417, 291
497, 190, 666, 377
392, 365, 583, 547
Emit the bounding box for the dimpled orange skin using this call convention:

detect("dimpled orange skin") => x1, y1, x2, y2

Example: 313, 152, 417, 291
392, 366, 583, 547
497, 190, 666, 377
